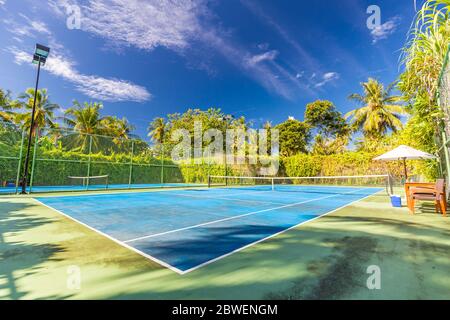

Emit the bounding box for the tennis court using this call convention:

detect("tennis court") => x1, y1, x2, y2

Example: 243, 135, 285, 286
35, 176, 385, 274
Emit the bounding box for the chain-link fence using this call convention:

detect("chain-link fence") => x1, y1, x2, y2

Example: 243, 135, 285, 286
0, 123, 268, 194
0, 122, 25, 194
25, 127, 218, 193
437, 44, 450, 195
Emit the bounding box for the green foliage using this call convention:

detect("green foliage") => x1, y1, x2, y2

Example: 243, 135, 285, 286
346, 78, 405, 139
282, 154, 321, 177
275, 119, 310, 157
63, 101, 136, 153
282, 151, 436, 180
305, 100, 349, 137
311, 135, 349, 155
400, 0, 450, 101
15, 88, 59, 133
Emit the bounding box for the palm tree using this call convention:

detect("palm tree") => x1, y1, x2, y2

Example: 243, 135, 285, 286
0, 89, 18, 123
345, 78, 406, 139
63, 101, 109, 152
64, 101, 106, 134
148, 117, 166, 144
399, 0, 449, 151
14, 88, 58, 135
102, 116, 136, 145
401, 0, 449, 100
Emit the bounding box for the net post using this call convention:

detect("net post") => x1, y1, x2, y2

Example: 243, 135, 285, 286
385, 174, 394, 196
128, 140, 135, 189
160, 143, 164, 185
441, 132, 450, 189
271, 178, 274, 191
28, 129, 39, 193
15, 128, 26, 194
207, 175, 211, 188
86, 134, 93, 190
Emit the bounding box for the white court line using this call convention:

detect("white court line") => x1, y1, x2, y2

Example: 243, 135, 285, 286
33, 187, 382, 275
123, 188, 366, 244
181, 190, 382, 274
32, 198, 185, 275
169, 191, 286, 206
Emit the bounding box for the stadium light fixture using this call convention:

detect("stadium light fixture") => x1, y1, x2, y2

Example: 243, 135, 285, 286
21, 44, 50, 194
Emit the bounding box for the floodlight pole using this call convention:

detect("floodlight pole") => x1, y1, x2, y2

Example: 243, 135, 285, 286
21, 58, 42, 194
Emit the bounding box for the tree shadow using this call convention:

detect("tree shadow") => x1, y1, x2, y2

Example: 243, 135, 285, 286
0, 200, 68, 299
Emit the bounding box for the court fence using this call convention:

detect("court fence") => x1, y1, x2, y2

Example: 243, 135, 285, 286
436, 44, 450, 194
0, 125, 250, 194
0, 122, 25, 194
0, 123, 406, 195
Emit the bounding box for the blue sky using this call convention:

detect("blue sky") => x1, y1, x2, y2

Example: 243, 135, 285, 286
0, 0, 417, 139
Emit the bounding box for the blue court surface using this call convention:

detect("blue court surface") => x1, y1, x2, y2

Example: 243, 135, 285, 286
35, 185, 382, 274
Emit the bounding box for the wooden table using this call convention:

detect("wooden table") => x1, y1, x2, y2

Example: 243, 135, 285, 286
404, 182, 446, 214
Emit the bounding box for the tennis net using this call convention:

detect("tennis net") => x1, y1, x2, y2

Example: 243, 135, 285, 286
68, 175, 109, 189
208, 175, 393, 195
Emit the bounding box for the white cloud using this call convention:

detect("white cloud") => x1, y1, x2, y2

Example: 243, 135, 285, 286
49, 0, 299, 99
371, 16, 401, 44
246, 50, 278, 66
6, 14, 51, 39
314, 72, 340, 88
9, 47, 151, 102
0, 0, 6, 5
50, 0, 206, 51
257, 43, 269, 50
295, 71, 304, 79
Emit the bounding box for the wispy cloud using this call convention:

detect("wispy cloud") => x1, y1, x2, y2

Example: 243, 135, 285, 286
371, 16, 401, 44
246, 50, 278, 66
50, 0, 206, 51
314, 72, 340, 88
200, 31, 294, 99
9, 46, 151, 102
4, 14, 51, 39
241, 0, 322, 73
0, 0, 6, 6
48, 0, 303, 99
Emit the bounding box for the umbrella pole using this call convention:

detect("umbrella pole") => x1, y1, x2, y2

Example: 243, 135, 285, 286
403, 158, 408, 181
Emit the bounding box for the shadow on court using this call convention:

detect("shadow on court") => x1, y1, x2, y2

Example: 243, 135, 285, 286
1, 194, 449, 300
0, 200, 72, 299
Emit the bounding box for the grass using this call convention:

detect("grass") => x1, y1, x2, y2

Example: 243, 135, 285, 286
0, 189, 449, 300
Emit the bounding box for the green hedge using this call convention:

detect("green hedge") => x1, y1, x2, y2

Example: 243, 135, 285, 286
282, 152, 437, 181
0, 145, 437, 188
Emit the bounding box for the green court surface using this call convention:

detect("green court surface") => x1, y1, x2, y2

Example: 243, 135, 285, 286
1, 189, 449, 300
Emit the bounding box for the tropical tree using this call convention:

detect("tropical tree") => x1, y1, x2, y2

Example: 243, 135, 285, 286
305, 100, 349, 137
148, 117, 167, 144
345, 78, 405, 140
305, 100, 350, 154
14, 88, 58, 135
64, 101, 107, 135
399, 0, 450, 152
102, 116, 135, 144
0, 89, 16, 122
275, 118, 310, 157
312, 135, 349, 155
63, 101, 133, 152
400, 0, 449, 101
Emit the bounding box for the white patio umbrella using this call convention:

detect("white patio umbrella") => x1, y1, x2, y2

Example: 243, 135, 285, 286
373, 145, 437, 179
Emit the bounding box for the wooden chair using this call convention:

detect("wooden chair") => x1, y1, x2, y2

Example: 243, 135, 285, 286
408, 179, 447, 216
